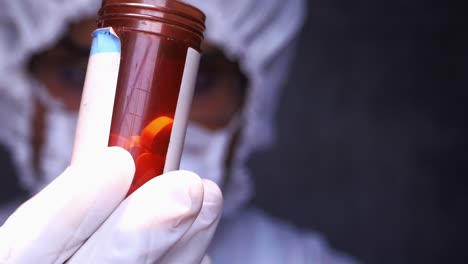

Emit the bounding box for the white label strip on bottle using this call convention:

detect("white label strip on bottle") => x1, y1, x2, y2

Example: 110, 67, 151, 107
164, 48, 201, 173
71, 28, 121, 165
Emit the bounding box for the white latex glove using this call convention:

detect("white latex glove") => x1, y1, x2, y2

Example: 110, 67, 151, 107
0, 147, 223, 263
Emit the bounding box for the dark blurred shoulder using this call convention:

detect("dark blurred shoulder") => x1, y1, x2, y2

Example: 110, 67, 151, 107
0, 144, 27, 206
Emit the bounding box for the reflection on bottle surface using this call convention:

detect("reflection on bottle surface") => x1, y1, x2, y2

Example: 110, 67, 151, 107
108, 31, 187, 194
99, 0, 205, 195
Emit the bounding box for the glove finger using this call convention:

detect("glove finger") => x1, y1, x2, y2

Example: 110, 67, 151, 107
158, 179, 223, 264
68, 170, 204, 264
0, 147, 134, 263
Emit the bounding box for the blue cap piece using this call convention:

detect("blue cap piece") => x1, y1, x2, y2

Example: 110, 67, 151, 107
90, 28, 121, 55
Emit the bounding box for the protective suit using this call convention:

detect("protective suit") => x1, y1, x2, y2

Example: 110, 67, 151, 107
0, 0, 358, 263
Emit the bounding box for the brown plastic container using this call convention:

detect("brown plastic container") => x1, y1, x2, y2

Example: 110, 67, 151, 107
98, 0, 205, 194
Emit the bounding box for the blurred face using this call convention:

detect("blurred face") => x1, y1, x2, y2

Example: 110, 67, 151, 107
29, 18, 247, 177
30, 18, 246, 127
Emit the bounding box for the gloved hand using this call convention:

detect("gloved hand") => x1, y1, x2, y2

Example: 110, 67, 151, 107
0, 147, 223, 263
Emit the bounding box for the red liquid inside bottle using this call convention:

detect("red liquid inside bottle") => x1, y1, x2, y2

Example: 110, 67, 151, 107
98, 0, 205, 194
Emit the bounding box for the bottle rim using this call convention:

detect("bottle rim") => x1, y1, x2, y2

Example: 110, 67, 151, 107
99, 0, 206, 37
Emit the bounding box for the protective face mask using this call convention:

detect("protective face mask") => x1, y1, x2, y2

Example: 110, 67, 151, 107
34, 85, 78, 191
180, 120, 238, 188
39, 109, 78, 188
180, 118, 255, 217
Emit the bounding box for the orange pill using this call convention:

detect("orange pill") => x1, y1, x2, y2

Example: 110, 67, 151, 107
140, 116, 174, 154
128, 152, 165, 194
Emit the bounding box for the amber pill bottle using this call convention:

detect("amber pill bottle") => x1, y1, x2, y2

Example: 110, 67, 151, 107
73, 0, 205, 194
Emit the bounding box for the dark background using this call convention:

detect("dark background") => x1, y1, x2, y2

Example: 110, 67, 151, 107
250, 1, 467, 264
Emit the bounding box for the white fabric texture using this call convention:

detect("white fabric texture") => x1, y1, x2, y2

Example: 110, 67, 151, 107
208, 208, 358, 264
180, 121, 237, 189
34, 82, 79, 193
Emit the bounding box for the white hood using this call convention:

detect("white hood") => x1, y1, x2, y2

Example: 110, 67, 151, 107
0, 0, 306, 216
